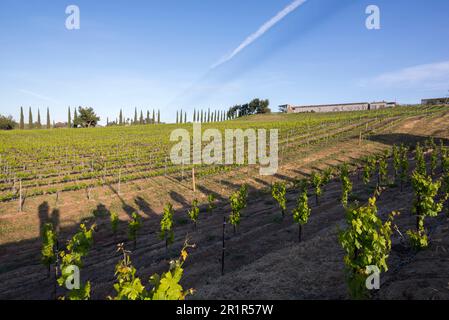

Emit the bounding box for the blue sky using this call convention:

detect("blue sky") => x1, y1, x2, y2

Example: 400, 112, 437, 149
0, 0, 448, 124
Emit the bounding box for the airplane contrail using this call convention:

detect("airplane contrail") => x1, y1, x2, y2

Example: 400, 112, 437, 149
211, 0, 308, 69
19, 89, 59, 103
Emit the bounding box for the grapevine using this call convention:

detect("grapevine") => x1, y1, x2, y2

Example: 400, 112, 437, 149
128, 212, 142, 249
207, 194, 216, 214
292, 187, 311, 242
160, 203, 174, 248
340, 164, 353, 208
57, 223, 95, 300
271, 182, 287, 217
338, 197, 397, 299
311, 172, 323, 206
41, 223, 57, 276
407, 172, 445, 249
110, 241, 195, 300
110, 211, 119, 236
229, 184, 248, 233
187, 199, 199, 229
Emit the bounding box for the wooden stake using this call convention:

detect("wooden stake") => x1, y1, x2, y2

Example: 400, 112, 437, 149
118, 168, 121, 195
18, 179, 22, 212
221, 216, 226, 276
192, 167, 196, 193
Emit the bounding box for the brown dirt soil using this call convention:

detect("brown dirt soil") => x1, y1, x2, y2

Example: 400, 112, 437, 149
0, 112, 449, 300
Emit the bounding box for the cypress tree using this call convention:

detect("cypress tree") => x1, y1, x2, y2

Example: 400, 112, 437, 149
207, 108, 210, 123
37, 109, 41, 129
119, 109, 123, 125
19, 107, 24, 129
184, 112, 187, 124
68, 107, 72, 128
46, 108, 50, 129
193, 109, 196, 122
152, 110, 155, 124
140, 110, 144, 125
74, 108, 78, 128
158, 110, 160, 124
134, 108, 138, 124
146, 110, 150, 124
28, 107, 33, 129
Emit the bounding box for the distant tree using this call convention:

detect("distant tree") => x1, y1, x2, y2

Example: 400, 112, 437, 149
279, 105, 288, 113
68, 107, 72, 128
37, 109, 42, 129
54, 122, 68, 129
140, 110, 144, 125
256, 99, 270, 114
74, 107, 100, 128
152, 110, 156, 124
74, 108, 78, 128
46, 108, 51, 129
119, 109, 123, 125
157, 110, 160, 124
67, 107, 71, 128
19, 107, 24, 130
184, 112, 187, 124
28, 107, 33, 129
146, 110, 150, 124
176, 111, 179, 124
201, 110, 204, 123
193, 109, 196, 122
207, 109, 210, 123
0, 115, 17, 130
134, 108, 138, 125
227, 99, 270, 119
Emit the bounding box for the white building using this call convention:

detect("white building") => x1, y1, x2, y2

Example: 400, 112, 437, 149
281, 101, 396, 113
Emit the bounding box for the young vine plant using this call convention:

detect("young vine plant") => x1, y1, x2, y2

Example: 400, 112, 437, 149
311, 172, 323, 206
57, 223, 95, 300
41, 223, 57, 276
292, 186, 311, 242
207, 194, 216, 214
187, 199, 199, 229
340, 164, 353, 208
271, 182, 287, 218
407, 172, 447, 249
128, 212, 142, 249
338, 197, 398, 299
109, 241, 195, 300
229, 184, 248, 233
160, 203, 174, 249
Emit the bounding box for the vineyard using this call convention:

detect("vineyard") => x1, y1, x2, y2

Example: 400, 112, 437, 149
0, 105, 449, 299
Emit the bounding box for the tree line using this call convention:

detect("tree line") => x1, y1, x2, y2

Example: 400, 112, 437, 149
227, 98, 271, 119
1, 98, 270, 130
108, 108, 161, 126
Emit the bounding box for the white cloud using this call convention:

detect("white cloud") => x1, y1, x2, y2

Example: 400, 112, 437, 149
211, 0, 308, 69
368, 60, 449, 90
